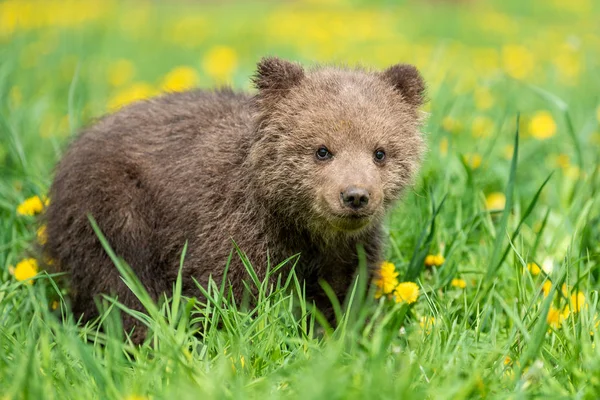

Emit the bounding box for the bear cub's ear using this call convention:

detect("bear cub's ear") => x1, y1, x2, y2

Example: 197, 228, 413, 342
253, 57, 305, 92
381, 64, 425, 108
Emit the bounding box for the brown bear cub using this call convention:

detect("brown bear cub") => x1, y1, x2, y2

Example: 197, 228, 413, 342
43, 57, 426, 339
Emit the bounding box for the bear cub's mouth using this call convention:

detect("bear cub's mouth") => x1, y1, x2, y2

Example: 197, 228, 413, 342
328, 212, 373, 232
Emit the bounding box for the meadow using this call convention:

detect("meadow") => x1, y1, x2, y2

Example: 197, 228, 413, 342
1, 0, 600, 398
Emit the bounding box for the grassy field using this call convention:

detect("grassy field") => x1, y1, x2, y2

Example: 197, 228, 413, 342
2, 0, 600, 398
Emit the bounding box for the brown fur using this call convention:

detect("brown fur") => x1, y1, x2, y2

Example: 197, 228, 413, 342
43, 57, 426, 340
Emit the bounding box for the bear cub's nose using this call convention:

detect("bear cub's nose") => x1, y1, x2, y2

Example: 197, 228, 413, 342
341, 187, 370, 210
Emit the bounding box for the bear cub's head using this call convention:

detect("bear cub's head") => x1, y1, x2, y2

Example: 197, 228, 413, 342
249, 57, 426, 239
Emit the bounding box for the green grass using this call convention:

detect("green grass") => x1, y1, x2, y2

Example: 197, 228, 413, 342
2, 0, 600, 398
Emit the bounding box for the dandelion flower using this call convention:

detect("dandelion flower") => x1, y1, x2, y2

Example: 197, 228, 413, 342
541, 280, 552, 297
12, 258, 39, 284
17, 195, 46, 216
161, 66, 199, 92
485, 192, 506, 211
108, 82, 156, 112
202, 45, 238, 82
502, 45, 535, 79
474, 87, 494, 111
394, 282, 419, 304
373, 261, 399, 298
503, 145, 515, 160
441, 116, 462, 134
463, 153, 482, 169
471, 116, 495, 138
107, 59, 135, 87
528, 111, 557, 140
547, 305, 570, 329
439, 137, 448, 157
569, 291, 586, 313
451, 278, 467, 289
527, 262, 541, 276
424, 254, 445, 267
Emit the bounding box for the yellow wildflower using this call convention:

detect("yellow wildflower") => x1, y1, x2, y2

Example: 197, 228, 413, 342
463, 153, 482, 169
570, 291, 586, 313
122, 396, 148, 400
547, 305, 570, 329
451, 278, 467, 289
471, 116, 495, 138
555, 154, 570, 169
504, 356, 512, 366
527, 262, 541, 276
528, 111, 557, 140
107, 59, 136, 87
441, 116, 462, 134
51, 301, 59, 310
541, 280, 552, 297
37, 225, 47, 245
108, 82, 156, 112
373, 261, 399, 298
474, 87, 494, 111
161, 66, 199, 92
503, 145, 514, 160
439, 137, 448, 157
394, 282, 419, 304
424, 254, 445, 267
485, 192, 506, 211
202, 45, 238, 82
17, 195, 46, 216
12, 258, 39, 284
502, 45, 535, 79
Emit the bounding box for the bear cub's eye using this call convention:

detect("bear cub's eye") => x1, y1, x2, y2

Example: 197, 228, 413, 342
316, 146, 332, 160
374, 149, 386, 162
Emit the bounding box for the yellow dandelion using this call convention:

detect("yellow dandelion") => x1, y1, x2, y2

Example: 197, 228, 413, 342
107, 59, 136, 87
463, 153, 482, 169
439, 137, 449, 157
474, 87, 494, 111
528, 111, 557, 140
51, 300, 59, 310
451, 278, 467, 289
202, 45, 238, 83
504, 356, 512, 366
485, 192, 506, 211
12, 258, 39, 284
547, 305, 569, 329
394, 282, 419, 304
569, 291, 586, 313
527, 262, 541, 276
37, 225, 47, 245
424, 254, 445, 267
108, 82, 156, 112
503, 145, 514, 160
17, 195, 46, 216
541, 280, 552, 297
161, 66, 199, 92
502, 45, 535, 80
122, 395, 148, 400
373, 261, 399, 298
471, 116, 495, 138
555, 154, 570, 169
441, 116, 462, 134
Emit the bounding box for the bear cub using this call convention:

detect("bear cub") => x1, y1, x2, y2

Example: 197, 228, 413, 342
43, 57, 426, 339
